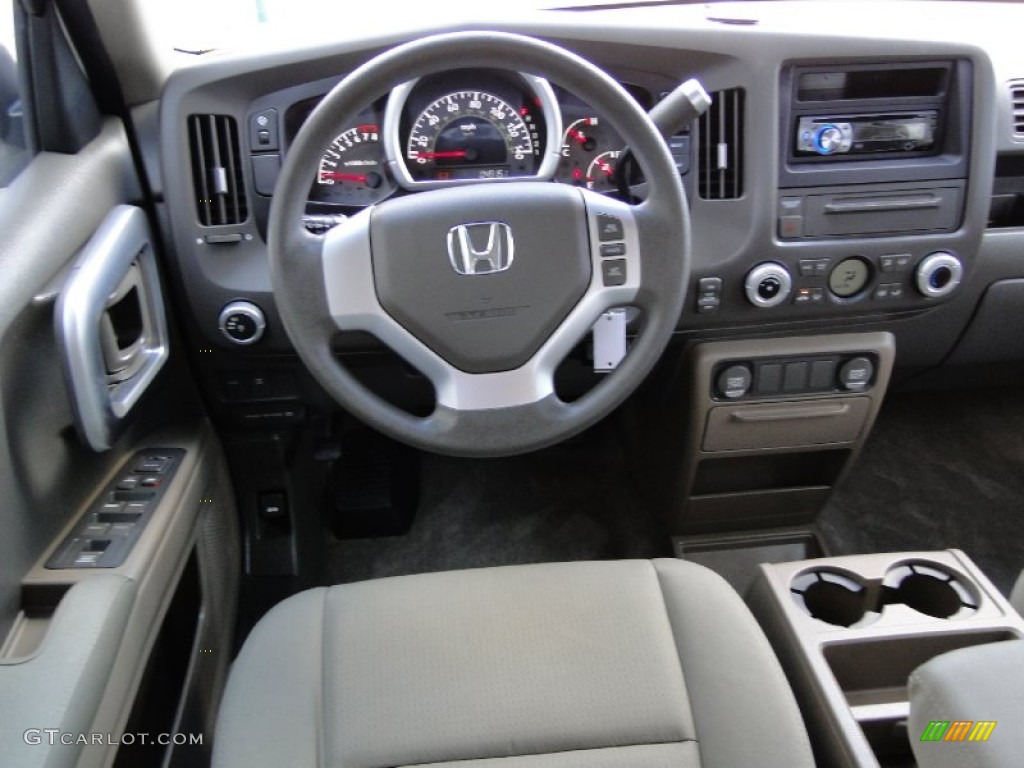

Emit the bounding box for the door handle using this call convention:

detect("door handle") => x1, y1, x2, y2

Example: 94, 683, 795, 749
57, 206, 169, 451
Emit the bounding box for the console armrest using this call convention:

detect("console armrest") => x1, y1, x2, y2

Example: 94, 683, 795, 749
910, 639, 1024, 768
0, 575, 136, 768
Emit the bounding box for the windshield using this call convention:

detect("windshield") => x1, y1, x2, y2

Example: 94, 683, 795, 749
155, 0, 725, 53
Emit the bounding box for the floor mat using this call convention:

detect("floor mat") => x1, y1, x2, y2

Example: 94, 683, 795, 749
820, 385, 1024, 596
320, 420, 671, 585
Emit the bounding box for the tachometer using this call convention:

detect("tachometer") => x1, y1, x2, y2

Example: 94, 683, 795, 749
313, 124, 392, 206
405, 91, 539, 181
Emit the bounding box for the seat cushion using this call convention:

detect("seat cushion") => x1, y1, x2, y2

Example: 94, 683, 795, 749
213, 559, 813, 768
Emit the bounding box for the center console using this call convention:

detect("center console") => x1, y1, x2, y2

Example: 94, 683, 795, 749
750, 550, 1024, 767
638, 331, 895, 535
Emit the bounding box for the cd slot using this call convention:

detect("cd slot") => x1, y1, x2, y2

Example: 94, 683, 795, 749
800, 184, 962, 237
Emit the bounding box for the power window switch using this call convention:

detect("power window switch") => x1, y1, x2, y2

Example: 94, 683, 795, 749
74, 552, 103, 566
134, 455, 170, 474
117, 476, 140, 491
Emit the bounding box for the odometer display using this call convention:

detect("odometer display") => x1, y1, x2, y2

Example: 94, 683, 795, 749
405, 91, 539, 181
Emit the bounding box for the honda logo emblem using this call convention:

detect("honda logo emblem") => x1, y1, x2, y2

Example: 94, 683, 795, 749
447, 222, 514, 276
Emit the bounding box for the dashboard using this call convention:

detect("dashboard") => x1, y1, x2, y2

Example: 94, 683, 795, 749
153, 1, 1024, 409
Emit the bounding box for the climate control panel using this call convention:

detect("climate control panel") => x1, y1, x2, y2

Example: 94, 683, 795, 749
734, 250, 963, 312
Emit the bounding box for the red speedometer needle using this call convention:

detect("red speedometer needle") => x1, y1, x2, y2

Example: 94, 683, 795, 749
415, 150, 468, 159
321, 172, 368, 183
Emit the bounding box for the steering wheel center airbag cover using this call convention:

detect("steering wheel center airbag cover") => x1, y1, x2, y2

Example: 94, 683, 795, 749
370, 183, 591, 374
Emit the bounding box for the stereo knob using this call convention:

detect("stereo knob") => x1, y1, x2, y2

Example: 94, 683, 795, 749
219, 301, 266, 345
815, 124, 844, 155
745, 263, 793, 308
915, 252, 963, 299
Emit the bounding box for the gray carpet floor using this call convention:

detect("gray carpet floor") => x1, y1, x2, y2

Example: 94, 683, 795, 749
322, 420, 671, 584
323, 386, 1024, 596
821, 385, 1024, 596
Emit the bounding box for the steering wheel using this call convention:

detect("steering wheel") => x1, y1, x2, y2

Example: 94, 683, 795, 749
268, 31, 690, 457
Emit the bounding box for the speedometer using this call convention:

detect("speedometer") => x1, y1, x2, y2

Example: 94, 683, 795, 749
405, 91, 539, 181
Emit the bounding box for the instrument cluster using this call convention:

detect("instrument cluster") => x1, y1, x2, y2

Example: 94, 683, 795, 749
287, 70, 644, 212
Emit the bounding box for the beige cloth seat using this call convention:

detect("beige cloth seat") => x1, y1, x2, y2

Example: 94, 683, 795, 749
213, 559, 814, 767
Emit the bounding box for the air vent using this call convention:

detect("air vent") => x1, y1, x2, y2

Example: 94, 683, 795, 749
188, 115, 248, 226
1010, 81, 1024, 137
698, 88, 745, 200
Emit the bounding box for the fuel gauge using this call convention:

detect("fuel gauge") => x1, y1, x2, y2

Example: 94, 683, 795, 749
557, 116, 623, 193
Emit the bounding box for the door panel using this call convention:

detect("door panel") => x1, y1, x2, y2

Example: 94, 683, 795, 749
0, 120, 143, 641
0, 117, 237, 768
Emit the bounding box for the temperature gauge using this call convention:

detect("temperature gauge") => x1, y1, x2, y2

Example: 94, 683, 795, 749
557, 116, 623, 193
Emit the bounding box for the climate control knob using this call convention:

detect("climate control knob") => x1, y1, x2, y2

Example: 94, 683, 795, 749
219, 301, 266, 345
745, 262, 793, 308
915, 252, 963, 299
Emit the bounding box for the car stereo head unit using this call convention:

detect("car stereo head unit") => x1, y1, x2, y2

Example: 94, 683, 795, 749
796, 112, 937, 157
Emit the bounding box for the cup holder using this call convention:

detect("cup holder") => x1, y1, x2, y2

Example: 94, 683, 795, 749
791, 561, 980, 627
882, 561, 979, 620
791, 569, 876, 628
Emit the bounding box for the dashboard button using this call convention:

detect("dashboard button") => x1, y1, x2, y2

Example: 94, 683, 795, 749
745, 263, 792, 308
249, 109, 279, 151
839, 357, 874, 391
809, 360, 835, 390
697, 296, 720, 314
718, 364, 752, 399
756, 364, 783, 395
783, 362, 809, 392
698, 277, 722, 293
779, 215, 804, 239
219, 301, 267, 345
915, 252, 963, 298
798, 259, 819, 277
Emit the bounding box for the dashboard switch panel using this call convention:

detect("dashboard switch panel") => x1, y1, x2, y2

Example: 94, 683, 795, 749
712, 353, 878, 401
